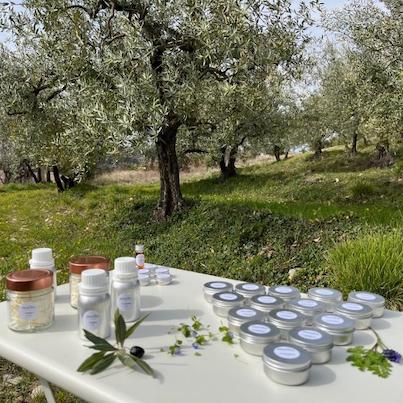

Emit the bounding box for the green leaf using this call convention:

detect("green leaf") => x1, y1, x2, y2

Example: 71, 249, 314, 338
219, 326, 229, 333
77, 351, 106, 372
180, 324, 191, 337
90, 353, 117, 375
83, 329, 115, 349
126, 314, 150, 339
347, 346, 392, 378
114, 310, 127, 347
194, 352, 202, 357
195, 335, 206, 345
88, 344, 118, 352
118, 353, 154, 377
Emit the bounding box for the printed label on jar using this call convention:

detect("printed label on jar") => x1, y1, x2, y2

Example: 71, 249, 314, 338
298, 329, 322, 340
236, 308, 257, 318
342, 302, 363, 311
136, 254, 145, 266
83, 310, 101, 331
274, 346, 300, 359
356, 292, 377, 301
275, 286, 293, 293
210, 282, 227, 289
118, 294, 134, 312
322, 315, 344, 325
241, 284, 260, 291
257, 296, 276, 304
315, 289, 334, 296
19, 303, 38, 321
220, 293, 238, 301
276, 310, 298, 320
248, 324, 271, 335
298, 299, 318, 308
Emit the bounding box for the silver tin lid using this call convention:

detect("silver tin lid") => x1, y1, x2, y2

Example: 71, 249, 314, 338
267, 285, 300, 300
250, 294, 284, 311
204, 281, 233, 294
289, 298, 326, 316
240, 320, 280, 344
308, 287, 342, 303
267, 308, 305, 329
348, 291, 385, 308
212, 291, 244, 307
313, 313, 355, 334
235, 283, 266, 297
335, 302, 373, 319
263, 342, 311, 371
288, 326, 333, 351
228, 307, 264, 326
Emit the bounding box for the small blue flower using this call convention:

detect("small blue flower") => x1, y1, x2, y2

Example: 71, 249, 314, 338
383, 349, 401, 363
192, 342, 200, 350
174, 347, 183, 356
191, 330, 198, 337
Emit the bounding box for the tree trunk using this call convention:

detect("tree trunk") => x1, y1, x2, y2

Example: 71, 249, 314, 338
37, 167, 42, 182
273, 145, 281, 162
284, 149, 289, 159
351, 132, 358, 155
61, 175, 76, 189
53, 165, 65, 192
24, 160, 40, 183
46, 167, 52, 182
220, 146, 237, 179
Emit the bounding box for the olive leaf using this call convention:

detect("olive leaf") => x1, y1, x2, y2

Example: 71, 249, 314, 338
115, 309, 127, 347
90, 353, 117, 375
126, 314, 150, 339
77, 352, 106, 372
118, 353, 155, 377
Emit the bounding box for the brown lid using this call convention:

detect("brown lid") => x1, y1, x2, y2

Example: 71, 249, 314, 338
69, 255, 110, 274
6, 269, 53, 291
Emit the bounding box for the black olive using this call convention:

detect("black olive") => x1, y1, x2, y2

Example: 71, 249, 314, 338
130, 346, 145, 358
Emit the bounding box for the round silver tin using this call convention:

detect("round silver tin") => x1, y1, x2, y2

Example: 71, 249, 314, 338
235, 283, 266, 304
288, 298, 326, 325
335, 302, 373, 330
288, 327, 333, 364
313, 313, 355, 345
308, 287, 342, 312
227, 307, 264, 335
240, 321, 280, 356
250, 294, 284, 317
262, 342, 312, 386
267, 308, 306, 339
212, 291, 244, 317
203, 281, 233, 303
348, 291, 385, 318
267, 285, 300, 302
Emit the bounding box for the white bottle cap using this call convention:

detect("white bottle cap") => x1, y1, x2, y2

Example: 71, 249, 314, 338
114, 257, 137, 278
135, 244, 144, 253
29, 247, 55, 269
79, 269, 108, 295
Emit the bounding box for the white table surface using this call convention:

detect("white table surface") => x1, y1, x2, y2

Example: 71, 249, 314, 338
0, 266, 402, 403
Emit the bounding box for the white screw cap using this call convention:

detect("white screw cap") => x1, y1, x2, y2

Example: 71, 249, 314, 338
114, 257, 137, 277
80, 269, 108, 293
30, 247, 55, 268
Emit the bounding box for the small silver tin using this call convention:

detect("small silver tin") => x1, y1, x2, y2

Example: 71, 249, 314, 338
335, 302, 373, 330
203, 281, 233, 303
262, 342, 312, 386
250, 294, 284, 317
267, 308, 306, 339
308, 287, 342, 311
267, 285, 300, 302
240, 321, 280, 356
288, 327, 333, 364
288, 298, 326, 325
313, 313, 355, 345
212, 291, 244, 317
235, 283, 266, 304
227, 307, 264, 335
348, 291, 385, 318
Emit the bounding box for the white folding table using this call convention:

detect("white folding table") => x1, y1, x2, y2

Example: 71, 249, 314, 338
0, 266, 402, 403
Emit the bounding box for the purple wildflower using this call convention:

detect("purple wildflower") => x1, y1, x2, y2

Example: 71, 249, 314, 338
191, 330, 198, 337
192, 342, 200, 350
383, 349, 401, 363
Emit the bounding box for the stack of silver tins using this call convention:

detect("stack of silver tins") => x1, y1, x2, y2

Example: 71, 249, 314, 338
335, 302, 373, 330
250, 295, 284, 317
235, 283, 266, 304
262, 343, 312, 386
308, 287, 342, 311
227, 307, 264, 335
267, 285, 300, 302
203, 281, 233, 303
212, 292, 244, 317
267, 308, 306, 339
313, 313, 355, 345
288, 327, 333, 364
288, 298, 326, 325
348, 291, 385, 318
240, 321, 280, 356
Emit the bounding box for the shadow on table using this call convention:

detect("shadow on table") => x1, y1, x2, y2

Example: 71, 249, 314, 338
144, 308, 204, 322
371, 318, 392, 330
46, 314, 78, 333
141, 295, 164, 309
96, 365, 166, 384
132, 324, 174, 338
306, 365, 336, 387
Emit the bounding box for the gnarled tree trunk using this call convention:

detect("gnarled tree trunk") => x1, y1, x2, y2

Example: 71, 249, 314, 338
273, 145, 281, 162
23, 160, 40, 183
53, 165, 65, 192
351, 131, 358, 155
220, 146, 237, 179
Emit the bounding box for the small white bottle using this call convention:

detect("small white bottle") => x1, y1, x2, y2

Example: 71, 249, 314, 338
78, 269, 111, 340
111, 257, 141, 323
29, 248, 57, 298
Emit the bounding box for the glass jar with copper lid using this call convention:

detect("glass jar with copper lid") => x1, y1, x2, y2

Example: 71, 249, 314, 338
6, 269, 54, 332
69, 256, 110, 309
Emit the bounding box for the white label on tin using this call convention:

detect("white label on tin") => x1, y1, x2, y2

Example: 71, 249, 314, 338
210, 282, 227, 289
138, 269, 149, 275
236, 308, 257, 318
117, 293, 134, 312
322, 315, 344, 325
242, 284, 259, 291
83, 310, 101, 331
298, 329, 322, 340
298, 299, 318, 308
257, 296, 276, 304
220, 293, 237, 301
19, 303, 38, 320
315, 289, 334, 296
248, 324, 270, 334
275, 286, 293, 293
136, 254, 145, 266
342, 302, 363, 311
274, 346, 300, 359
277, 310, 298, 320
356, 292, 376, 301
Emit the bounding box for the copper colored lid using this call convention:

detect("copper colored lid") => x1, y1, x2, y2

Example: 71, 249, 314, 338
69, 255, 110, 274
6, 269, 53, 292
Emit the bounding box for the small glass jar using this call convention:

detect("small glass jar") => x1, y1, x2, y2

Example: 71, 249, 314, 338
139, 273, 151, 286
262, 342, 312, 386
235, 283, 266, 304
288, 298, 326, 325
308, 287, 342, 312
156, 272, 172, 285
267, 285, 300, 302
144, 263, 157, 278
135, 244, 145, 269
348, 291, 385, 318
240, 321, 280, 356
212, 291, 244, 317
288, 327, 333, 364
267, 308, 306, 339
227, 307, 264, 335
313, 313, 355, 345
6, 269, 54, 332
250, 294, 284, 317
69, 256, 110, 309
203, 281, 233, 303
335, 302, 373, 330
155, 267, 170, 276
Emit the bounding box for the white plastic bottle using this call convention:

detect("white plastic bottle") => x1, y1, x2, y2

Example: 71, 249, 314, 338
29, 248, 57, 298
